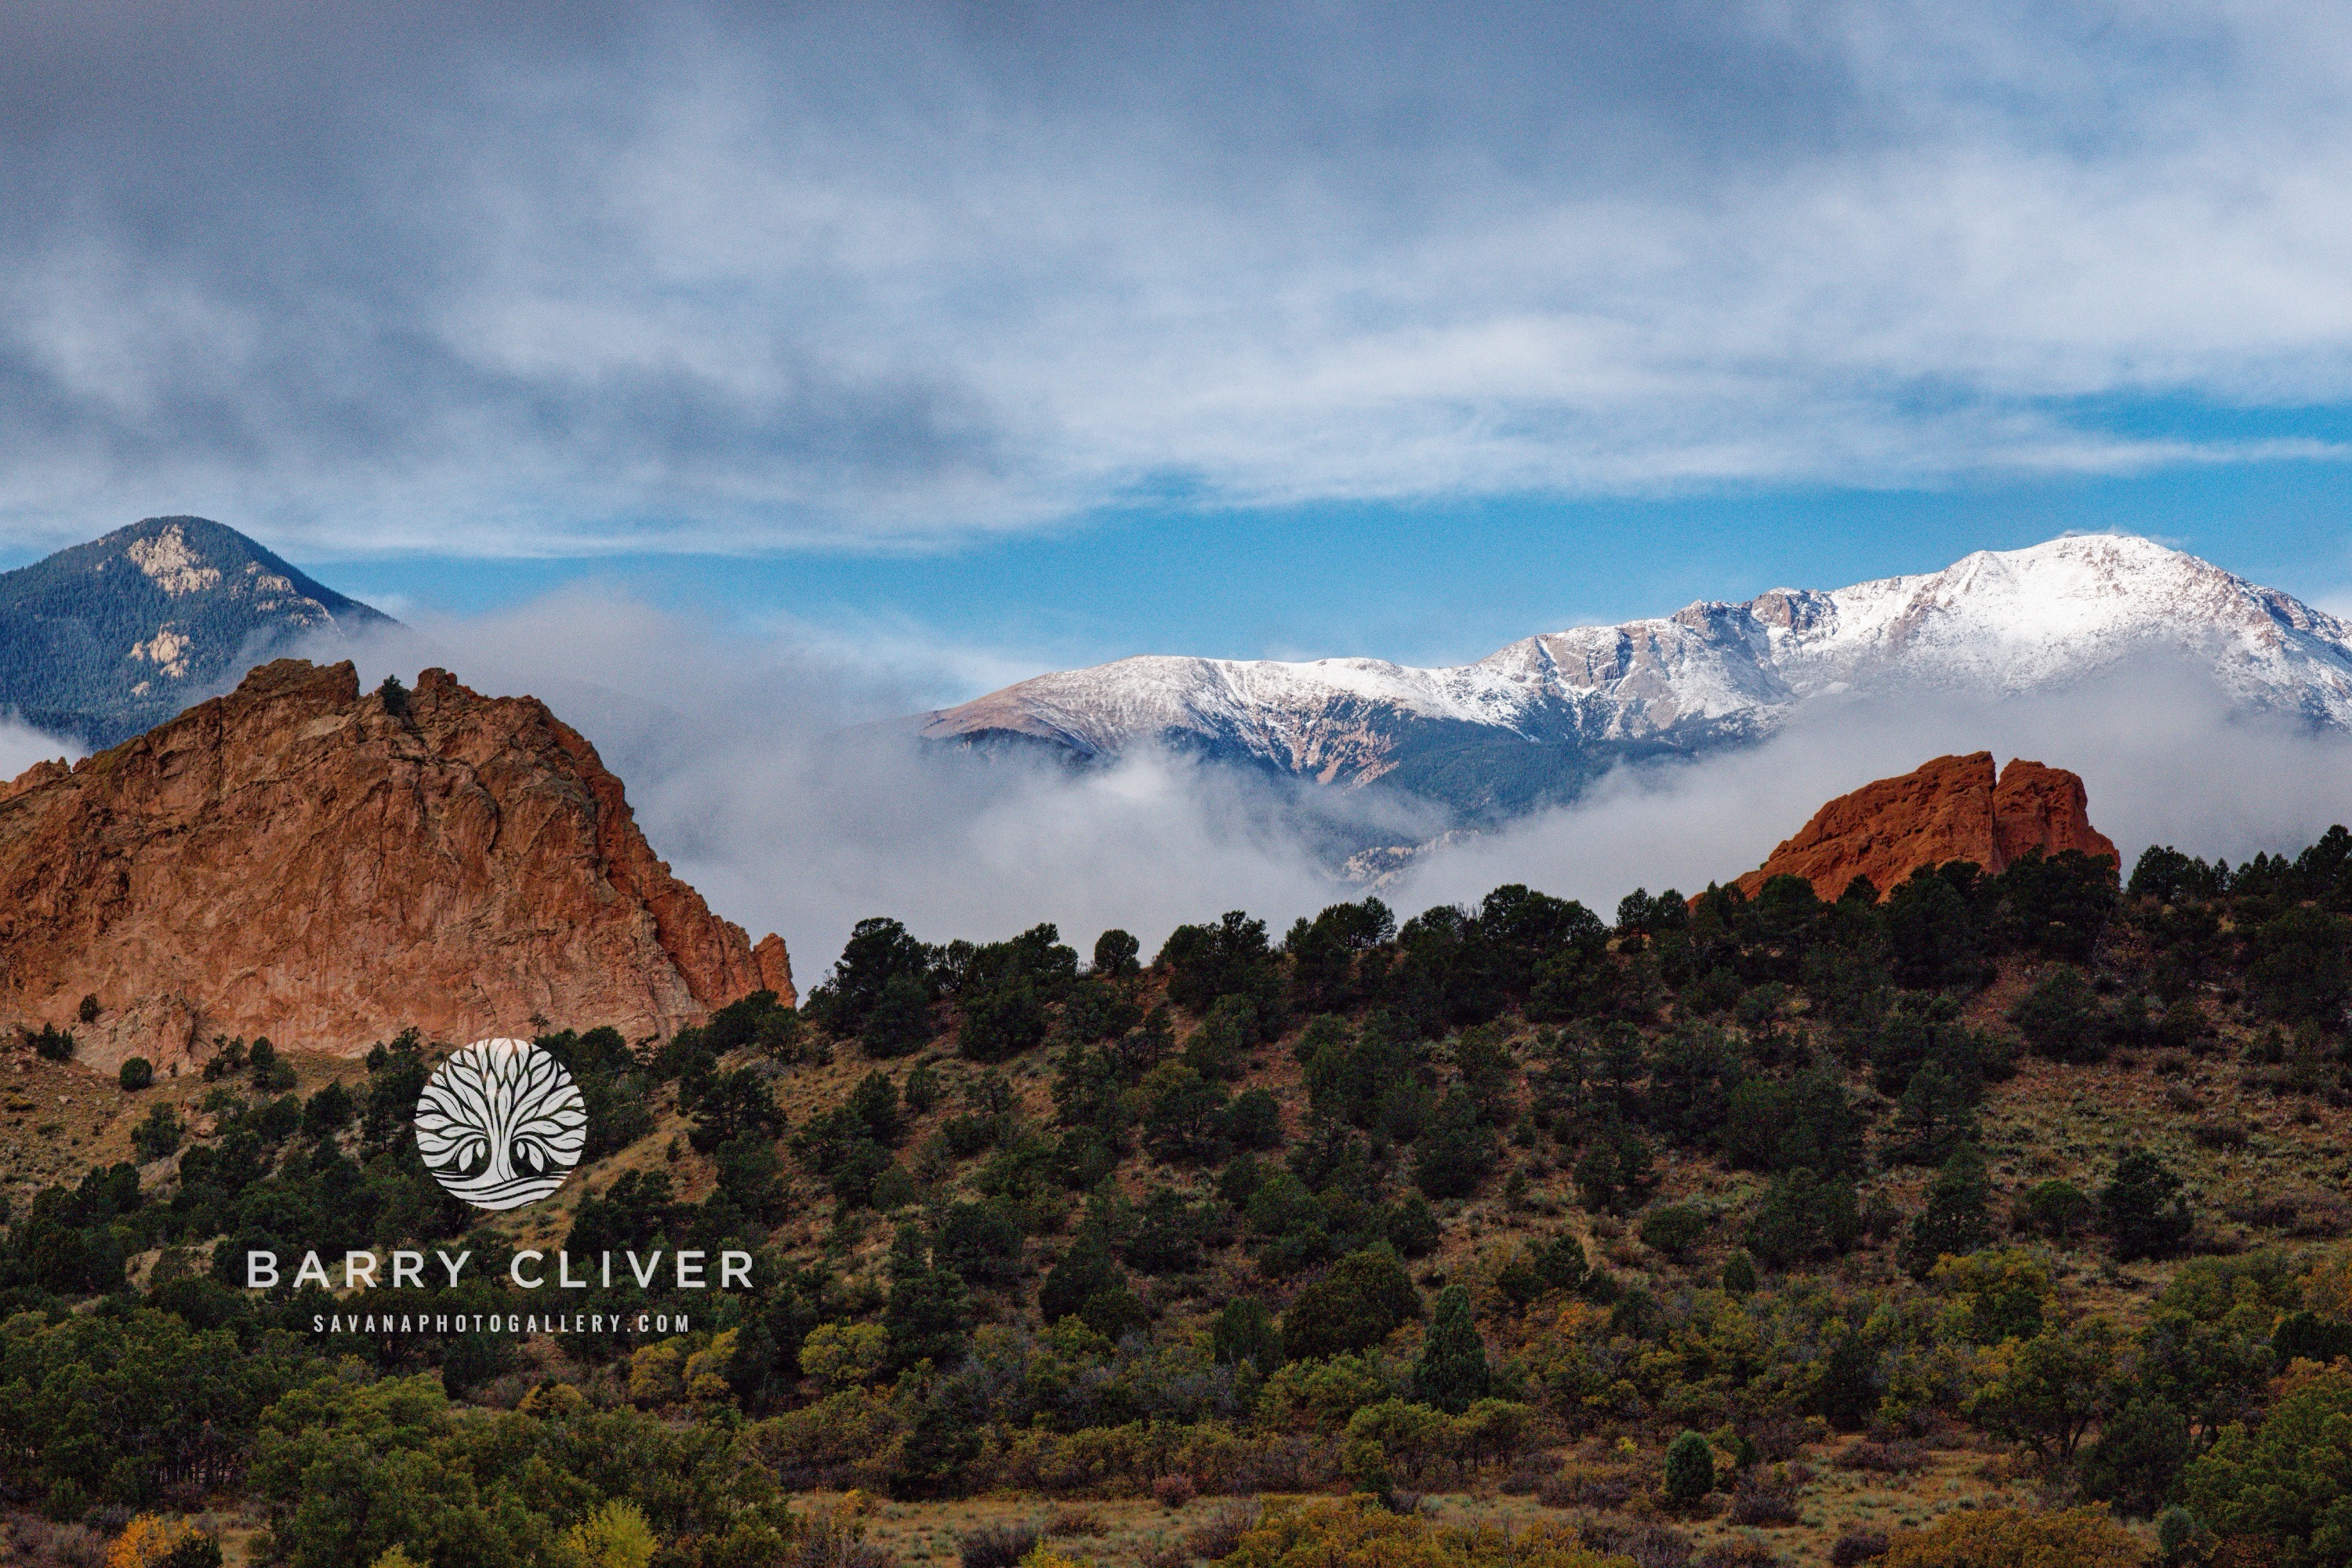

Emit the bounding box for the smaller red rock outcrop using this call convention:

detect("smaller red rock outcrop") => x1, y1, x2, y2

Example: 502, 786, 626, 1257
1730, 752, 2118, 902
753, 932, 798, 1010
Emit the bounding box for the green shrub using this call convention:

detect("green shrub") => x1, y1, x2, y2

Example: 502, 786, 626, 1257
1664, 1430, 1716, 1504
1638, 1203, 1709, 1258
1283, 1250, 1421, 1361
118, 1057, 154, 1091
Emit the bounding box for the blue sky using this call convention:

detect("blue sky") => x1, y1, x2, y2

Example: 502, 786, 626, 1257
5, 2, 2352, 706
314, 452, 2352, 706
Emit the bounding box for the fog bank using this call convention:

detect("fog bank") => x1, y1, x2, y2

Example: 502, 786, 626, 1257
301, 604, 2352, 984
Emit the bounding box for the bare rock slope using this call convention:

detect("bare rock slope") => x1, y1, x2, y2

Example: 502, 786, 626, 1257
0, 659, 790, 1069
1730, 751, 2120, 902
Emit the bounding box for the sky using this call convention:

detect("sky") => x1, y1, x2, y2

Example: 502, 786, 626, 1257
5, 2, 2352, 700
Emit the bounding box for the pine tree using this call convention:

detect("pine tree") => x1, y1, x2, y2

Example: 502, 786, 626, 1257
2100, 1149, 2195, 1261
1901, 1143, 1992, 1279
1721, 1249, 1758, 1297
1414, 1284, 1492, 1414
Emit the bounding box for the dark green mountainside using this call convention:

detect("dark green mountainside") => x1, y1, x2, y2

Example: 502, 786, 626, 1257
0, 516, 394, 747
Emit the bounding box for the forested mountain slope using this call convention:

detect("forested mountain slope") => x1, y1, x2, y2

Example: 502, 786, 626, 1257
6, 814, 2352, 1566
0, 516, 392, 746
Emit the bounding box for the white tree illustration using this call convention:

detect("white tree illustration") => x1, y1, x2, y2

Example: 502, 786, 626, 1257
415, 1038, 588, 1209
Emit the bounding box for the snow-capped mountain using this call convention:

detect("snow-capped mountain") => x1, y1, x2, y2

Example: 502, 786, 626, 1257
920, 535, 2352, 818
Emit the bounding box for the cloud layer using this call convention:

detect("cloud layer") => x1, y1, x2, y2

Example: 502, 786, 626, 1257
301, 595, 2352, 985
5, 2, 2352, 554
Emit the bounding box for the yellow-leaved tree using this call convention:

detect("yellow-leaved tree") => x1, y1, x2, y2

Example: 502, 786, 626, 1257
104, 1515, 219, 1568
560, 1500, 659, 1568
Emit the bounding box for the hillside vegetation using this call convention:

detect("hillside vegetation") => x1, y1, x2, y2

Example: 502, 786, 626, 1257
7, 833, 2352, 1566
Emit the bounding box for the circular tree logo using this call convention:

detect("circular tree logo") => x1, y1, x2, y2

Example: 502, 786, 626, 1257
415, 1038, 588, 1210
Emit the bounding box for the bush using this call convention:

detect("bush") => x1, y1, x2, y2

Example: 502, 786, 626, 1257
1697, 1544, 1784, 1568
1829, 1531, 1889, 1566
1187, 1501, 1262, 1561
34, 1024, 74, 1062
1726, 1469, 1800, 1527
130, 1103, 182, 1163
1640, 1203, 1710, 1258
1878, 1507, 2148, 1568
956, 1524, 1040, 1568
1576, 1516, 1697, 1568
1664, 1431, 1717, 1505
1153, 1472, 1198, 1508
118, 1057, 154, 1091
1282, 1250, 1422, 1361
1221, 1498, 1626, 1568
78, 993, 100, 1025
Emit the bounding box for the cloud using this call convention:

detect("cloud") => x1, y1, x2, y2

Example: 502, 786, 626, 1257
2, 2, 2351, 554
307, 592, 2352, 983
310, 592, 1403, 970
0, 715, 82, 782
1398, 659, 2352, 915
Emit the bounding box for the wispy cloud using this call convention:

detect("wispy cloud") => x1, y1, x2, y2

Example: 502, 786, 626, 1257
302, 589, 2352, 974
4, 2, 2352, 555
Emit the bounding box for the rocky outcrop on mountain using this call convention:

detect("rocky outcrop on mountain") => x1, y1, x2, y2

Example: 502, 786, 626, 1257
0, 659, 789, 1070
1730, 752, 2120, 902
752, 932, 798, 1010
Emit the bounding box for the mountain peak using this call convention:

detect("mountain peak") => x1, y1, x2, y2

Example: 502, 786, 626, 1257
0, 514, 395, 747
922, 534, 2352, 824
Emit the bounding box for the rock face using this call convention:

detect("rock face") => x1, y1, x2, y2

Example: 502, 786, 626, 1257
0, 659, 790, 1070
1731, 752, 2120, 902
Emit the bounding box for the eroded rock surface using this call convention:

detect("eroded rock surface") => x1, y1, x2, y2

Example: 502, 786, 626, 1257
1731, 751, 2119, 902
0, 659, 788, 1069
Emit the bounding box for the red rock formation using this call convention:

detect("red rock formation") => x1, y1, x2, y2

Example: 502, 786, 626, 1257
1730, 752, 2118, 902
0, 659, 792, 1069
753, 932, 798, 1010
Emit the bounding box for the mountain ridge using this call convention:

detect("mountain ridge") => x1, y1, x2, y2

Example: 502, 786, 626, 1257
0, 514, 394, 746
920, 535, 2352, 820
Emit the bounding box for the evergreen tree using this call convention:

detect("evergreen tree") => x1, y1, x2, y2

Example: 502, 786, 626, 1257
1890, 1061, 1976, 1165
2102, 1149, 2195, 1261
883, 1224, 972, 1371
1721, 1249, 1758, 1297
1210, 1297, 1283, 1370
1414, 1285, 1492, 1414
1038, 1232, 1125, 1325
2082, 1397, 2191, 1519
1412, 1087, 1500, 1199
1664, 1431, 1716, 1504
1901, 1144, 1992, 1279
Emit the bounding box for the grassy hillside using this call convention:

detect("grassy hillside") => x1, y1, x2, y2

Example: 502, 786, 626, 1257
5, 832, 2352, 1567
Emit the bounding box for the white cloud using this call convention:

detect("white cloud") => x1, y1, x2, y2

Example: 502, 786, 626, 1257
1, 3, 2350, 554
306, 591, 2352, 981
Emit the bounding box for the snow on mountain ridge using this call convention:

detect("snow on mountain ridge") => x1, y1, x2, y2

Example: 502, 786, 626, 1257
920, 535, 2352, 809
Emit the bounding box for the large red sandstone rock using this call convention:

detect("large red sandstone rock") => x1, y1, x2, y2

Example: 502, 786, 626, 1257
1731, 751, 2119, 902
0, 659, 792, 1070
